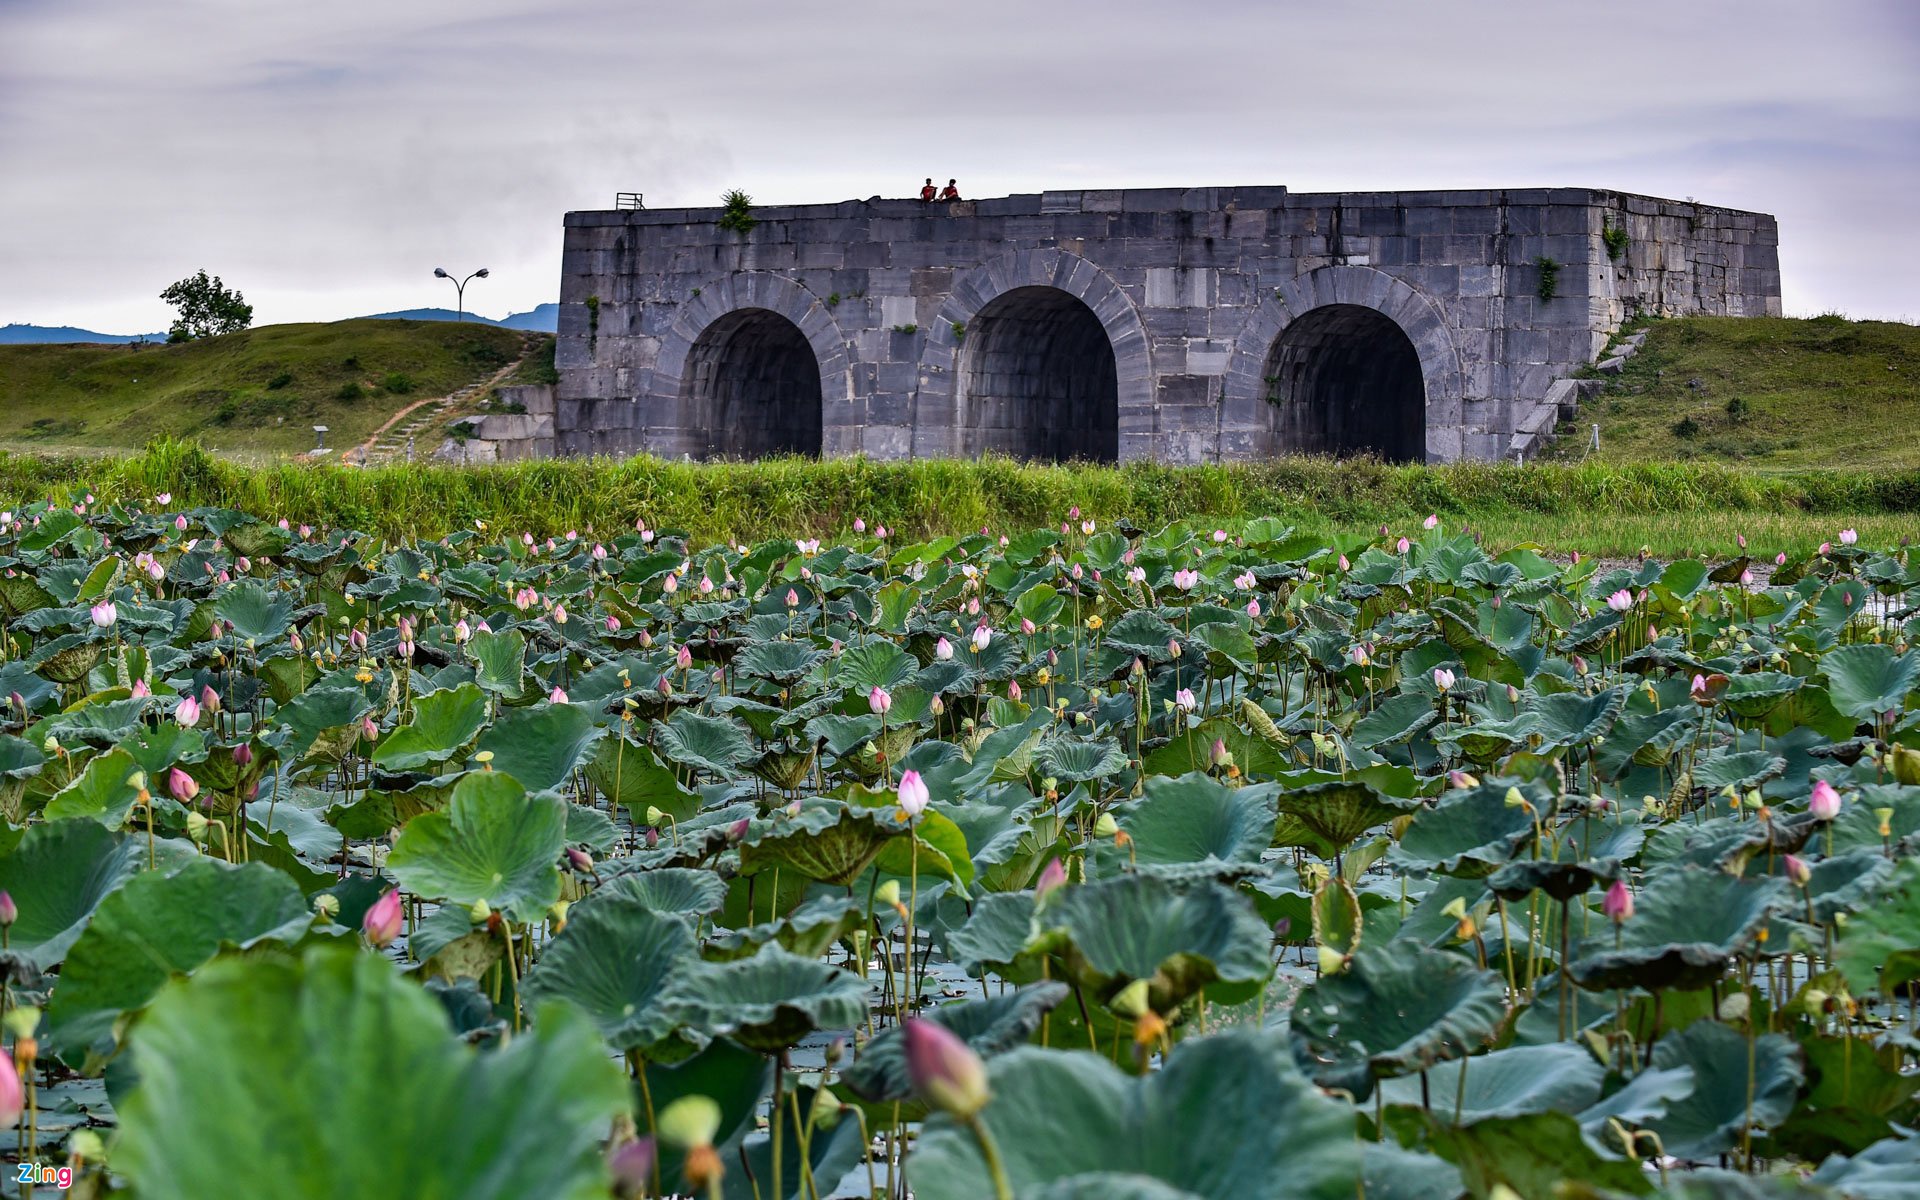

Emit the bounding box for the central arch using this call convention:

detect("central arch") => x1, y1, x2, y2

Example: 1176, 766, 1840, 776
960, 286, 1118, 461
1262, 305, 1425, 460
678, 308, 822, 459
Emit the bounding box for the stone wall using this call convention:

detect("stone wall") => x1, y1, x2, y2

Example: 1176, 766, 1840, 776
436, 384, 556, 463
555, 185, 1779, 464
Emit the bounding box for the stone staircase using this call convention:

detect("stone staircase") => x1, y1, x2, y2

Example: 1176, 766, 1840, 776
347, 333, 541, 466
1507, 328, 1650, 461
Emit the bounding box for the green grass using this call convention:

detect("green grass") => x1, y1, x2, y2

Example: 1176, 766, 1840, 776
2, 440, 1913, 557
0, 320, 528, 459
1547, 314, 1920, 468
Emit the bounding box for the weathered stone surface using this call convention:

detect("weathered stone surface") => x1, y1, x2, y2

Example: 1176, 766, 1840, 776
554, 185, 1779, 464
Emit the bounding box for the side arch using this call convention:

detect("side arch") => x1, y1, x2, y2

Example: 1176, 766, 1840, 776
650, 273, 852, 459
1219, 266, 1464, 463
913, 249, 1154, 460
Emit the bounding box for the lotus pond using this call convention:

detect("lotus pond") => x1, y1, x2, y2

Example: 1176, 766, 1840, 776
0, 496, 1915, 1200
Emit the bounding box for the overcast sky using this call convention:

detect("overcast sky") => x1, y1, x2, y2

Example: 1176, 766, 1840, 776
3, 0, 1916, 332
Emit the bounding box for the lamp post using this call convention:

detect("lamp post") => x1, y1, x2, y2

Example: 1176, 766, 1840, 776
433, 266, 490, 321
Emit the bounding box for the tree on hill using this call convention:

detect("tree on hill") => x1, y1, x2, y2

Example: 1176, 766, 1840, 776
161, 270, 253, 341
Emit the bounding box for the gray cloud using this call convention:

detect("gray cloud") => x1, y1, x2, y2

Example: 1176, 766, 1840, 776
3, 0, 1916, 330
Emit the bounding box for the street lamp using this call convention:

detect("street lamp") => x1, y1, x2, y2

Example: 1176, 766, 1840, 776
433, 266, 490, 321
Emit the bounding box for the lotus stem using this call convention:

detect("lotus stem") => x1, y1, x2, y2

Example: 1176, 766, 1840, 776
962, 1114, 1014, 1200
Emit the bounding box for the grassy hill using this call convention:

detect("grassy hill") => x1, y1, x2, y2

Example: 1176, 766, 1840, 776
0, 320, 537, 459
1545, 314, 1920, 469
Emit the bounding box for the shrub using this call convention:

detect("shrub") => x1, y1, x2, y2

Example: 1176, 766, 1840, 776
335, 382, 365, 402
266, 372, 293, 391
1672, 415, 1701, 438
383, 372, 415, 395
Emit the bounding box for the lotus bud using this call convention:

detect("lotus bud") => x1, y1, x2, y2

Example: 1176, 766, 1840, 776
868, 685, 892, 715
1448, 770, 1478, 789
896, 769, 930, 817
233, 742, 253, 768
549, 686, 569, 704
1506, 684, 1520, 704
972, 625, 992, 652
175, 695, 201, 727
607, 1135, 656, 1198
548, 900, 571, 932
644, 827, 660, 850
1168, 638, 1182, 659
565, 847, 594, 874
1034, 858, 1067, 900
1007, 680, 1022, 703
361, 715, 379, 742
1209, 738, 1232, 769
1809, 779, 1842, 821
657, 675, 672, 697
902, 1018, 990, 1119
725, 817, 750, 843
1273, 917, 1293, 941
310, 893, 341, 920
0, 892, 14, 929
167, 766, 199, 804
935, 636, 953, 660
675, 644, 693, 670
1603, 878, 1634, 923
1783, 854, 1812, 887
362, 889, 404, 949
0, 1046, 21, 1129
930, 695, 945, 716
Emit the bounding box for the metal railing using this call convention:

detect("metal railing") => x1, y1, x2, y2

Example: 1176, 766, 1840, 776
615, 192, 645, 210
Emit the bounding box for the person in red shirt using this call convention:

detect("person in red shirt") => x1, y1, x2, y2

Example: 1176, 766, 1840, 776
919, 178, 937, 202
939, 179, 961, 201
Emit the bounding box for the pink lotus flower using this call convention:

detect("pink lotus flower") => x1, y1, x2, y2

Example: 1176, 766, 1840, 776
1432, 668, 1455, 692
363, 889, 404, 948
1809, 779, 1842, 821
1246, 598, 1261, 618
1737, 533, 1747, 549
1175, 687, 1197, 712
785, 588, 800, 608
897, 769, 930, 817
155, 492, 172, 506
935, 637, 953, 660
1783, 854, 1812, 887
175, 696, 202, 727
1212, 529, 1228, 543
662, 573, 678, 595
1603, 878, 1634, 923
1234, 571, 1256, 590
902, 1019, 989, 1118
1007, 680, 1022, 702
853, 518, 866, 533
1776, 552, 1787, 566
167, 766, 198, 804
1020, 617, 1036, 636
0, 892, 15, 928
1423, 514, 1439, 530
89, 600, 117, 628
1739, 568, 1754, 587
550, 686, 569, 704
1839, 529, 1858, 545
1172, 569, 1199, 591
1349, 644, 1371, 667
130, 678, 150, 699
1606, 589, 1633, 613
1818, 542, 1832, 556
698, 577, 713, 595
591, 543, 607, 561
1337, 554, 1350, 571
972, 626, 992, 652
454, 619, 471, 642
349, 628, 368, 651
360, 716, 378, 741
676, 644, 694, 670
604, 615, 621, 633
1396, 537, 1410, 554
869, 685, 892, 715
174, 514, 188, 531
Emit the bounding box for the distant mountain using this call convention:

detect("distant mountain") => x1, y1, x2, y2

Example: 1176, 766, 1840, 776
364, 304, 558, 332
498, 304, 559, 332
0, 323, 167, 345
2, 303, 558, 345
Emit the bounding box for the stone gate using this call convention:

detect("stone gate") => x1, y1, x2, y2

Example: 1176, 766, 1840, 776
553, 185, 1779, 463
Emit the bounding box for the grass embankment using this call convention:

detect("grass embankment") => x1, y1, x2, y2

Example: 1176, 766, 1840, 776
1547, 314, 1920, 468
1, 440, 1914, 557
0, 321, 537, 459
